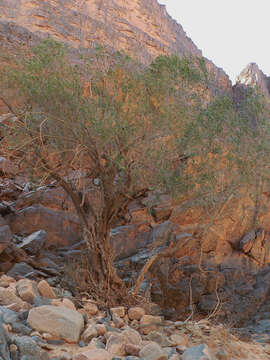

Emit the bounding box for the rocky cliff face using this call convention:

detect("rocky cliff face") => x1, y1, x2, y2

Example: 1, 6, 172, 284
236, 62, 270, 96
0, 0, 232, 93
0, 0, 200, 60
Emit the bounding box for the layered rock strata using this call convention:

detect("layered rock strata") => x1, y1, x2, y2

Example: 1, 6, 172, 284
0, 0, 232, 93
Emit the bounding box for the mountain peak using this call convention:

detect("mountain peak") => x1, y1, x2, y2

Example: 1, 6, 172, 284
236, 62, 270, 95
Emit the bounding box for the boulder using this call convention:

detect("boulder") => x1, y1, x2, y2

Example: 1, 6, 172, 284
27, 305, 84, 342
110, 224, 152, 260
7, 263, 35, 280
7, 205, 80, 247
18, 230, 46, 255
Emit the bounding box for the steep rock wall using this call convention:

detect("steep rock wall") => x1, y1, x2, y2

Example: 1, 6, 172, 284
0, 0, 231, 93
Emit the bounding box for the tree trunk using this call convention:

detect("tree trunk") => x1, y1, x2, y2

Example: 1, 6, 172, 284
82, 225, 126, 305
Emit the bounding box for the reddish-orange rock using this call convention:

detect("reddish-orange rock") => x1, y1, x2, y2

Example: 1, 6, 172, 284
0, 0, 231, 95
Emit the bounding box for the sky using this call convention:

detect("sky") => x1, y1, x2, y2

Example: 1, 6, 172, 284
158, 0, 270, 83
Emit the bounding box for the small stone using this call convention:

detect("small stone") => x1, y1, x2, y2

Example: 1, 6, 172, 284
176, 345, 187, 354
3, 323, 12, 332
0, 275, 15, 288
82, 324, 98, 343
125, 343, 140, 356
130, 319, 139, 329
139, 342, 168, 360
84, 302, 99, 316
96, 324, 107, 336
106, 334, 127, 356
89, 338, 106, 349
37, 280, 57, 299
112, 314, 125, 328
121, 328, 142, 346
47, 339, 64, 345
62, 298, 76, 310
5, 303, 21, 312
128, 307, 145, 321
182, 344, 214, 360
170, 354, 180, 360
169, 334, 189, 347
140, 315, 163, 335
110, 307, 125, 318
57, 353, 72, 360
74, 348, 112, 360
163, 347, 176, 357
34, 296, 52, 307
146, 331, 170, 347
0, 287, 26, 310
105, 331, 120, 341
216, 348, 229, 360
10, 344, 17, 352
42, 332, 55, 340
12, 322, 32, 335
51, 299, 62, 306
31, 331, 41, 337
16, 279, 39, 304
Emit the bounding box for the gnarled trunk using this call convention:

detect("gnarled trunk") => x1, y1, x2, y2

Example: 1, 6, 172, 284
82, 224, 127, 305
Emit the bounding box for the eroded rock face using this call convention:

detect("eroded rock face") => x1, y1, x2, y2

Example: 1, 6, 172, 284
0, 0, 231, 94
0, 0, 200, 61
6, 205, 80, 247
236, 62, 270, 96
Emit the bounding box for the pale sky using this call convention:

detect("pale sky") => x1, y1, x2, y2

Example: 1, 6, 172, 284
158, 0, 270, 83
